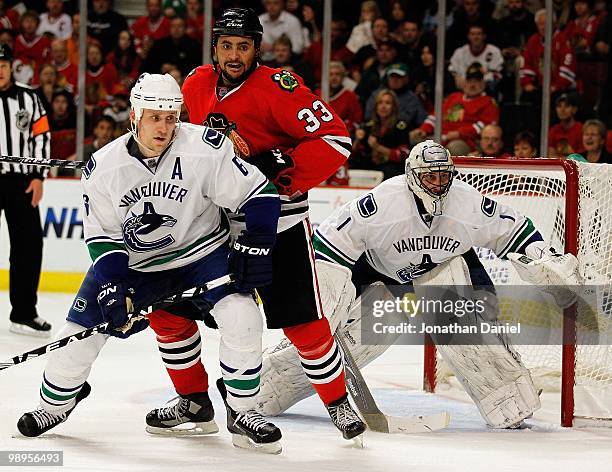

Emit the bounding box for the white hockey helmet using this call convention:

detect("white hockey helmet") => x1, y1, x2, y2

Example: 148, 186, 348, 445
130, 73, 183, 124
405, 140, 454, 216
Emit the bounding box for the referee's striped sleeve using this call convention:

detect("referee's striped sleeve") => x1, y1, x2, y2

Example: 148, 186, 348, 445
29, 91, 50, 178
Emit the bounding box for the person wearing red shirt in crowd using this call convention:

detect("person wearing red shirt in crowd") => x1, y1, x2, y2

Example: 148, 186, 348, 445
520, 9, 576, 102
548, 93, 584, 158
49, 39, 78, 94
14, 10, 50, 78
85, 43, 118, 114
48, 90, 76, 175
0, 0, 19, 30
410, 62, 499, 155
130, 0, 170, 57
186, 0, 206, 43
316, 61, 363, 185
564, 0, 600, 59
106, 30, 141, 86
316, 61, 362, 134
144, 8, 365, 444
303, 18, 353, 85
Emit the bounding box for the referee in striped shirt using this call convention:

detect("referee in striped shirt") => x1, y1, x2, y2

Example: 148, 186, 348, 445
0, 43, 52, 337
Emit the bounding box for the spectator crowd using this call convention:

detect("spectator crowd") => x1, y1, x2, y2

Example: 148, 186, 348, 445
2, 0, 610, 183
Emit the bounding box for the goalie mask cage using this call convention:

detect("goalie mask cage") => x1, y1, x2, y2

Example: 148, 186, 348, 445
422, 157, 612, 427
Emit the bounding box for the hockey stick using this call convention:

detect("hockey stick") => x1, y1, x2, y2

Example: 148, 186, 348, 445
0, 155, 86, 169
0, 274, 232, 372
335, 332, 451, 434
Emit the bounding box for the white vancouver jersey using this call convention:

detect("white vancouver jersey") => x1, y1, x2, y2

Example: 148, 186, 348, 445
82, 123, 277, 272
313, 176, 538, 283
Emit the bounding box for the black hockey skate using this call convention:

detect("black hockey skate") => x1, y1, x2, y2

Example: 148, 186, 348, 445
17, 382, 91, 437
216, 378, 282, 454
9, 316, 52, 338
326, 394, 366, 443
145, 391, 219, 436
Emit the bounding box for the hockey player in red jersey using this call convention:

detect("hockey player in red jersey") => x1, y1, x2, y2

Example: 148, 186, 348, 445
145, 8, 365, 443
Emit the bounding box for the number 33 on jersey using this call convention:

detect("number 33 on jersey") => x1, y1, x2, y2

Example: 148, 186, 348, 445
182, 65, 352, 196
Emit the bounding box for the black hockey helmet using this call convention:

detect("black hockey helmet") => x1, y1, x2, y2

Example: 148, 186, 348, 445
0, 43, 13, 63
212, 8, 263, 49
211, 8, 263, 80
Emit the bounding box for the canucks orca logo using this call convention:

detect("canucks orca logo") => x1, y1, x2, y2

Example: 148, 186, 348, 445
122, 202, 177, 252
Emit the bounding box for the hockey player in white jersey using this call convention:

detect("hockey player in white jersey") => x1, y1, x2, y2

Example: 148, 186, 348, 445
16, 73, 284, 453
258, 140, 582, 429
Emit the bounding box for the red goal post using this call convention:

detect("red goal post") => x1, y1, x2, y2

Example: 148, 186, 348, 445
421, 157, 610, 427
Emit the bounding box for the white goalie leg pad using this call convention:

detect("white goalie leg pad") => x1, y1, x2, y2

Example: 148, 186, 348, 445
211, 293, 263, 412
257, 280, 398, 416
314, 260, 356, 332
40, 321, 109, 415
414, 257, 541, 428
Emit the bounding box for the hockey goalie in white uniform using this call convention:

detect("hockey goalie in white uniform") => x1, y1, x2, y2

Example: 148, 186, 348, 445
257, 140, 582, 429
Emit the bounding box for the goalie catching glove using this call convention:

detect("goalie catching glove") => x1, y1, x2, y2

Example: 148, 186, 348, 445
97, 281, 149, 338
508, 250, 583, 309
248, 149, 294, 195
230, 232, 275, 292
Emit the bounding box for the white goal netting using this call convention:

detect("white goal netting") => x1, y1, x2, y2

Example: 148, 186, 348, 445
433, 159, 612, 423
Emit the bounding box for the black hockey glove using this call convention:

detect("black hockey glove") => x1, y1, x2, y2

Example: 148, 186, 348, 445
229, 232, 276, 292
97, 282, 149, 338
248, 149, 294, 194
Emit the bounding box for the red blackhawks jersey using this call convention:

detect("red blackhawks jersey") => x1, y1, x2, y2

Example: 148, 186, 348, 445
564, 15, 600, 55
520, 31, 576, 92
14, 34, 50, 67
420, 92, 499, 149
182, 64, 352, 232
548, 121, 584, 157
130, 16, 170, 55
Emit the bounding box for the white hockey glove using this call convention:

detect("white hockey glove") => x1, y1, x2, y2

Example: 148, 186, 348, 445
507, 252, 583, 309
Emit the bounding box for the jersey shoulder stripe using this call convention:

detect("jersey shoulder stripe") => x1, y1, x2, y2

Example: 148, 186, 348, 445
237, 179, 277, 212
312, 230, 356, 268
497, 217, 537, 259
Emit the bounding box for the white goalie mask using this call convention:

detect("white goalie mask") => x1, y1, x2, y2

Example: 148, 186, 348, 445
130, 73, 183, 148
405, 140, 455, 216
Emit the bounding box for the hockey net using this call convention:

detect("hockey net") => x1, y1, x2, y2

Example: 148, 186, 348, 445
423, 158, 612, 427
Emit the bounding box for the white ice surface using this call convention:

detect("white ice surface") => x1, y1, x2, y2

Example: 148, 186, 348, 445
1, 292, 612, 472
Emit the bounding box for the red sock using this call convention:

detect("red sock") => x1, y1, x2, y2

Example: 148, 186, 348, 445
148, 309, 209, 396
283, 317, 346, 405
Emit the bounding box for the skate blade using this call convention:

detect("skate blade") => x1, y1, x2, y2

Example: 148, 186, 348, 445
231, 433, 282, 454
9, 323, 51, 338
146, 420, 219, 436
